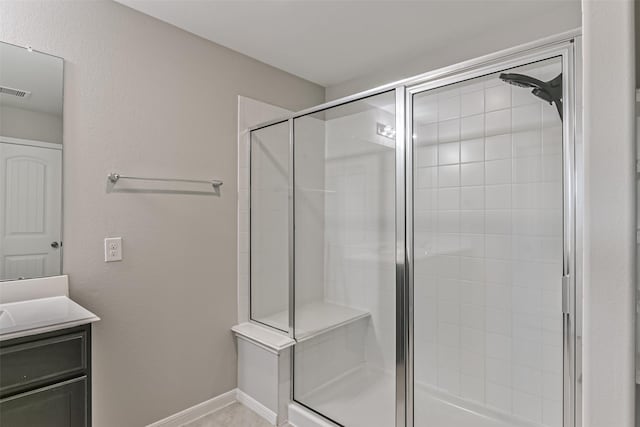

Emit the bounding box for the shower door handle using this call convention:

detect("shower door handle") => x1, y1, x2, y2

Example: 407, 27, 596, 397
561, 275, 570, 314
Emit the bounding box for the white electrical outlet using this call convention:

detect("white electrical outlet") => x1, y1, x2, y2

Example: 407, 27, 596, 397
104, 237, 122, 262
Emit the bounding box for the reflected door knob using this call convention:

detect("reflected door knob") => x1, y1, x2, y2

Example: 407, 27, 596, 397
51, 241, 60, 249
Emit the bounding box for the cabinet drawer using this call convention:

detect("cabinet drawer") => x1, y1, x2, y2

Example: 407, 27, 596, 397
0, 376, 87, 427
0, 331, 86, 397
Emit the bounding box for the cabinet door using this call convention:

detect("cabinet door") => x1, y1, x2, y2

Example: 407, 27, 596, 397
0, 376, 86, 427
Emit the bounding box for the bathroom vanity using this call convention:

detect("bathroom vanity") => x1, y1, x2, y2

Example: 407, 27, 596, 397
0, 277, 99, 427
0, 324, 91, 426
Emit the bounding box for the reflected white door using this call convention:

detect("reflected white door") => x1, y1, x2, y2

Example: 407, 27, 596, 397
0, 143, 62, 280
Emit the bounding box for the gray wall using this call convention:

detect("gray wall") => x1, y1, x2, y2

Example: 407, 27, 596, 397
0, 1, 325, 426
325, 1, 581, 100
637, 3, 640, 88
636, 2, 639, 422
583, 1, 636, 426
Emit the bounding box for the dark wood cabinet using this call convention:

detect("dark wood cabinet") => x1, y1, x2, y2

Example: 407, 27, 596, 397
1, 376, 87, 427
0, 325, 92, 427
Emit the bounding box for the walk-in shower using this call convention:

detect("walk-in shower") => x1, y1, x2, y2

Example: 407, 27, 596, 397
248, 36, 579, 427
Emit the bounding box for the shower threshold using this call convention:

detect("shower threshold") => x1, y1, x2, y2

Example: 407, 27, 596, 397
297, 364, 546, 427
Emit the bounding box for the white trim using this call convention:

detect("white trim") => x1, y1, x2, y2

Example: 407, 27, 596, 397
287, 402, 337, 427
232, 322, 295, 354
0, 135, 62, 150
236, 389, 278, 425
145, 388, 281, 427
146, 389, 236, 427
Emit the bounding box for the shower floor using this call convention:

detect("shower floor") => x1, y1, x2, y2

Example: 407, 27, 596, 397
297, 365, 539, 427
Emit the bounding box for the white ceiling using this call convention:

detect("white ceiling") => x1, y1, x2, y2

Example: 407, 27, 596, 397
116, 0, 580, 87
0, 42, 63, 116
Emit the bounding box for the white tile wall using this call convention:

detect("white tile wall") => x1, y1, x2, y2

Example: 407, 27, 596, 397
294, 115, 327, 307
294, 317, 369, 399
321, 101, 397, 374
294, 93, 398, 422
412, 59, 564, 427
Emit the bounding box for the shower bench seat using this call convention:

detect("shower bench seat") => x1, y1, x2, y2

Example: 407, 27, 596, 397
232, 302, 370, 425
260, 301, 370, 341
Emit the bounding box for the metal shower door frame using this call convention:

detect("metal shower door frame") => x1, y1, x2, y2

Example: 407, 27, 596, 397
402, 38, 581, 427
246, 29, 581, 427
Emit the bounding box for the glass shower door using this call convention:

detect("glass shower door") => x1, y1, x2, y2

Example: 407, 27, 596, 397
292, 91, 397, 427
250, 121, 291, 332
411, 57, 565, 427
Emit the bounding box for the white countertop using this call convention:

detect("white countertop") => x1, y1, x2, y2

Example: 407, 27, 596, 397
0, 279, 100, 341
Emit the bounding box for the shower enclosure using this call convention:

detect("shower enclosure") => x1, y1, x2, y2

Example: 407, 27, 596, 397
248, 36, 579, 427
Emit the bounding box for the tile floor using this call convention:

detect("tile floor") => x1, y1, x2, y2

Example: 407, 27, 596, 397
181, 403, 288, 427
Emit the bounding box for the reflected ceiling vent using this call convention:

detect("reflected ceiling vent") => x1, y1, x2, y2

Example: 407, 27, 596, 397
0, 85, 31, 98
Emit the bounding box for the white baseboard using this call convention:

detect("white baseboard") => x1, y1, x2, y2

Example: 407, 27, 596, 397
146, 388, 280, 427
146, 389, 236, 427
236, 389, 278, 425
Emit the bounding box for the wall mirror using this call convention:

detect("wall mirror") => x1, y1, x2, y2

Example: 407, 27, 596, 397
0, 41, 63, 281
